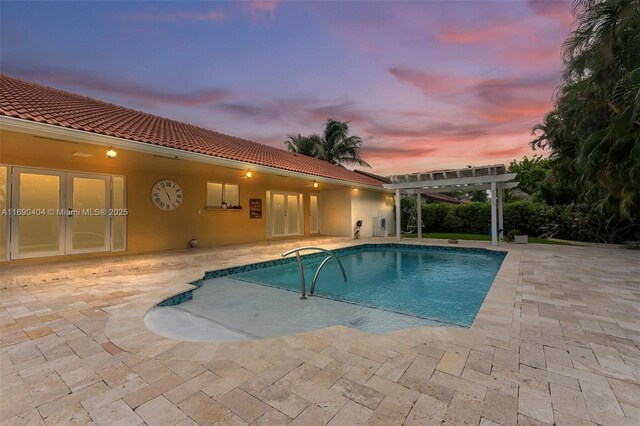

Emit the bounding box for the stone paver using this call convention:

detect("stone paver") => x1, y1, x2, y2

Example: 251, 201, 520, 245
135, 395, 187, 425
1, 237, 638, 425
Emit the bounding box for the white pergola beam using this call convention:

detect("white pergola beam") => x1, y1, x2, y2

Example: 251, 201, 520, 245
490, 181, 498, 246
404, 181, 518, 194
383, 173, 517, 190
498, 187, 504, 241
417, 193, 422, 239
395, 188, 401, 241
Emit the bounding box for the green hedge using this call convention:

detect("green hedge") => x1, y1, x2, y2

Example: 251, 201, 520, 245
402, 200, 637, 242
405, 201, 554, 236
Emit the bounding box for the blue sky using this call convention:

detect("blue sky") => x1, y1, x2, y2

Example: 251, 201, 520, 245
1, 0, 574, 174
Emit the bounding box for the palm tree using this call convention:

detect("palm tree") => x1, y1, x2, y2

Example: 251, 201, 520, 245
531, 0, 639, 220
284, 119, 371, 168
316, 119, 370, 167
284, 133, 319, 157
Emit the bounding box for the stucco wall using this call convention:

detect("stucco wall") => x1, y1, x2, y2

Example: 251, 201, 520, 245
318, 189, 352, 236
351, 190, 395, 238
1, 129, 395, 262
0, 130, 322, 261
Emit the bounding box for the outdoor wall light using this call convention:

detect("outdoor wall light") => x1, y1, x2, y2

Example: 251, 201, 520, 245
354, 188, 358, 192
313, 180, 318, 188
246, 169, 252, 178
106, 147, 117, 158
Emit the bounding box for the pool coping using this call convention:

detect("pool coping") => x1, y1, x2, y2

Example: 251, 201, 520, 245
104, 239, 522, 362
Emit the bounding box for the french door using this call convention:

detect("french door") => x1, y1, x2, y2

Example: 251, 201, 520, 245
270, 191, 302, 237
310, 194, 319, 234
5, 166, 124, 260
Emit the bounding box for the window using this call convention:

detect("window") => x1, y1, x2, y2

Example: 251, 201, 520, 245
207, 182, 240, 208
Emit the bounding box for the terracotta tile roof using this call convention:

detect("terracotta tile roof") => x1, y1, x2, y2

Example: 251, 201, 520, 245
0, 75, 385, 187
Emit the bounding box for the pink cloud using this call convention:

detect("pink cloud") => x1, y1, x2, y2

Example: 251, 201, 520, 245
389, 67, 477, 95
470, 76, 557, 123
482, 146, 533, 157
528, 0, 574, 27
239, 0, 278, 21
502, 46, 562, 68
436, 21, 522, 44
120, 10, 225, 23
11, 68, 232, 108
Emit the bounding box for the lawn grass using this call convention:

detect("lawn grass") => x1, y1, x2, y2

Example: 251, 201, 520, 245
403, 232, 573, 245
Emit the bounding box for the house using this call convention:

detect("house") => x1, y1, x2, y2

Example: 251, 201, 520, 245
0, 75, 395, 262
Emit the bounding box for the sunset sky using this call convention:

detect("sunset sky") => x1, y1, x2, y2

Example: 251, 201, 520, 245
1, 1, 574, 175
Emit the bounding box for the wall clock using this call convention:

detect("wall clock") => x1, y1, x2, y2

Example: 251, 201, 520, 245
151, 180, 183, 210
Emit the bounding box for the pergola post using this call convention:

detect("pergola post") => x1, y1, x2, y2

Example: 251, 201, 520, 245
498, 188, 504, 241
395, 188, 401, 241
490, 181, 498, 246
416, 192, 422, 239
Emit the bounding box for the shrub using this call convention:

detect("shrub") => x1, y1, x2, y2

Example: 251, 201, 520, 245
404, 197, 637, 242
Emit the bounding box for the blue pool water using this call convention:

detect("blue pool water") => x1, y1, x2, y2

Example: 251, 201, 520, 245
145, 244, 506, 341
233, 245, 505, 327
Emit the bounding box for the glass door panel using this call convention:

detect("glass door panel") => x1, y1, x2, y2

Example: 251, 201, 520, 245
0, 166, 8, 260
67, 174, 110, 253
272, 193, 286, 236
112, 176, 126, 251
11, 168, 64, 258
310, 195, 318, 234
286, 194, 299, 235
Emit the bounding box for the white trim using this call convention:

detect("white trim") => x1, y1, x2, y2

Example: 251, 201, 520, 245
5, 165, 127, 260
10, 167, 66, 259
310, 194, 319, 234
490, 181, 498, 246
65, 173, 111, 255
111, 176, 127, 252
0, 164, 10, 261
269, 191, 303, 237
1, 116, 387, 192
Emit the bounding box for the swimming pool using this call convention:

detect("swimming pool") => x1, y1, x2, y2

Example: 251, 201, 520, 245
145, 244, 505, 341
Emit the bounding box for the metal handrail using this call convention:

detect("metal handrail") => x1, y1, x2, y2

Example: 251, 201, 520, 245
281, 247, 347, 299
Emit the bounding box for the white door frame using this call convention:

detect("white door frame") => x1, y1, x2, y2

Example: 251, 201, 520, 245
65, 172, 112, 255
10, 167, 66, 259
310, 193, 319, 234
6, 166, 124, 260
269, 191, 303, 237
0, 164, 10, 261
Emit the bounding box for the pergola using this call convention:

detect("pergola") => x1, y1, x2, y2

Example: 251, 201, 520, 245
384, 165, 518, 246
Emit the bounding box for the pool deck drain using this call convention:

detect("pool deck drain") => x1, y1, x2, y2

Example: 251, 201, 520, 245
1, 236, 639, 425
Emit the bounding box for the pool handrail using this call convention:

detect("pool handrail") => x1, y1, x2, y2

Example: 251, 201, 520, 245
281, 247, 347, 299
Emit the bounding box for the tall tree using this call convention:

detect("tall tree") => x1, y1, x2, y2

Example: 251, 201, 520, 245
284, 119, 371, 168
531, 0, 640, 220
284, 133, 319, 157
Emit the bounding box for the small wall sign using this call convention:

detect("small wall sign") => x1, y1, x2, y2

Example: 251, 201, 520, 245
249, 198, 262, 218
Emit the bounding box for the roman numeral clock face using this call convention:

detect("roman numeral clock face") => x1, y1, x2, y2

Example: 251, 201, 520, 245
151, 180, 184, 211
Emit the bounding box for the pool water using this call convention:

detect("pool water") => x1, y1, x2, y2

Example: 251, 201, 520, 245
233, 245, 505, 327
145, 244, 505, 341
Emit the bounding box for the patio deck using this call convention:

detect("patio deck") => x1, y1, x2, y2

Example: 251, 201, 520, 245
1, 237, 639, 425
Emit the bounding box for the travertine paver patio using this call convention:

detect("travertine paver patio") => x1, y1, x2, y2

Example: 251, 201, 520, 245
1, 237, 639, 425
